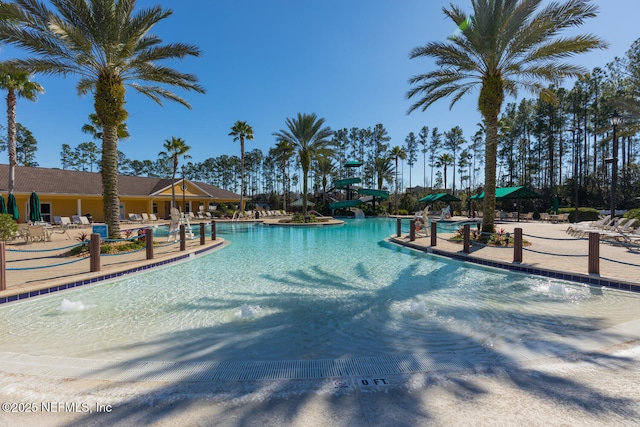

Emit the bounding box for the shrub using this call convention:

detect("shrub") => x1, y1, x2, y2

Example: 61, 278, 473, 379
624, 208, 640, 220
558, 207, 599, 223
0, 214, 18, 241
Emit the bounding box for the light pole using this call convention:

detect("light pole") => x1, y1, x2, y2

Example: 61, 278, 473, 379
181, 165, 186, 216
609, 110, 621, 224
571, 124, 582, 223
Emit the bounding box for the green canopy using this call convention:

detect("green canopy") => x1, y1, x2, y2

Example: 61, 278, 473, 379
332, 177, 361, 189
7, 193, 19, 221
29, 192, 42, 222
470, 186, 542, 200
0, 195, 6, 215
344, 160, 363, 168
330, 199, 363, 209
419, 193, 461, 203
358, 188, 390, 200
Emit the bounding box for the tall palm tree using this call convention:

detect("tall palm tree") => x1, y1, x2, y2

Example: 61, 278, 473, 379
228, 121, 254, 214
314, 155, 334, 211
390, 146, 406, 214
435, 153, 455, 190
389, 145, 407, 213
0, 64, 43, 194
273, 113, 334, 218
158, 137, 191, 210
0, 0, 205, 237
407, 0, 606, 232
270, 140, 295, 212
374, 156, 394, 190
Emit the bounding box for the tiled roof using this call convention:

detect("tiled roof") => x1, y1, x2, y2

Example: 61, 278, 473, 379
0, 164, 241, 200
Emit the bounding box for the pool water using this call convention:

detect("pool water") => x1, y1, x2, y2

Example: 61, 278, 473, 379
1, 218, 639, 364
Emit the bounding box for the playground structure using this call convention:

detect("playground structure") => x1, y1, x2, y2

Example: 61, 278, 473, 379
329, 162, 389, 215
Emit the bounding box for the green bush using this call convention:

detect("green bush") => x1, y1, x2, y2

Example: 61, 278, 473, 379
558, 207, 599, 222
624, 208, 640, 220
0, 214, 18, 241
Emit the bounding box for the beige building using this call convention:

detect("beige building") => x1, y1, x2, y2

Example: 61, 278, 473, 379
0, 164, 242, 223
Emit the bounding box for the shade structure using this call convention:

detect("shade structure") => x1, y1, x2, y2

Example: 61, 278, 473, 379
0, 195, 6, 215
7, 193, 19, 221
29, 191, 42, 222
419, 192, 461, 203
290, 198, 315, 208
470, 186, 542, 200
344, 160, 363, 168
357, 188, 390, 200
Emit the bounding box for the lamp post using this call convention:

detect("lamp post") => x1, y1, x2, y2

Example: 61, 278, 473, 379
181, 165, 186, 217
571, 124, 582, 223
609, 110, 621, 224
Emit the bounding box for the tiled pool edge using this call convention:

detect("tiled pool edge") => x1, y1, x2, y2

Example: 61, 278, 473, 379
389, 237, 640, 293
0, 240, 227, 305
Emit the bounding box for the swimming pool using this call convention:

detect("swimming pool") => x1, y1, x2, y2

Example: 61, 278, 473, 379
1, 218, 639, 365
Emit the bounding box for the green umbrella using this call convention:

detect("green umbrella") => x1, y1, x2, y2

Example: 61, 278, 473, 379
552, 195, 559, 215
0, 195, 6, 215
7, 193, 19, 221
29, 192, 42, 222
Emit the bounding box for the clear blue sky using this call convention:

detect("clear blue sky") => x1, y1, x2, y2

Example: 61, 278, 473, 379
2, 0, 638, 187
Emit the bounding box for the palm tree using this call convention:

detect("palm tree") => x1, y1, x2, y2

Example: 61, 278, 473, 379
407, 0, 606, 232
270, 140, 295, 212
158, 137, 191, 210
374, 156, 394, 190
314, 155, 335, 211
390, 146, 406, 214
228, 121, 254, 214
435, 153, 455, 190
273, 113, 334, 218
0, 0, 205, 237
82, 113, 130, 141
0, 64, 43, 194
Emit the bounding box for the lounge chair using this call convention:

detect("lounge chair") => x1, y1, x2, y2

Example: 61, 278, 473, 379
28, 225, 48, 243
14, 224, 30, 243
601, 219, 637, 241
149, 213, 159, 222
567, 215, 610, 236
141, 213, 150, 223
79, 215, 92, 226
128, 213, 143, 223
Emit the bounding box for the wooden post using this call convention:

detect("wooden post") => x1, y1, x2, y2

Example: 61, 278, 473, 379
430, 222, 437, 246
146, 228, 154, 260
200, 222, 205, 245
180, 225, 186, 251
90, 233, 100, 272
211, 220, 217, 241
463, 224, 470, 253
0, 242, 6, 291
409, 219, 416, 241
588, 232, 600, 274
513, 227, 523, 263
396, 218, 402, 237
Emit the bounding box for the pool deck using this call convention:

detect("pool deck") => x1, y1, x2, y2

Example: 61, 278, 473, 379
1, 217, 640, 426
388, 216, 640, 290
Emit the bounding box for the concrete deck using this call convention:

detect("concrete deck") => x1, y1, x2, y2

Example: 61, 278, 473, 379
1, 218, 639, 426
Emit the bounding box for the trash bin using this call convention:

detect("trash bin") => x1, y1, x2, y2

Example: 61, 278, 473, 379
84, 213, 93, 223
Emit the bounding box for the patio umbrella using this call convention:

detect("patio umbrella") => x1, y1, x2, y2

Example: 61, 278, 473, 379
7, 193, 19, 221
0, 195, 6, 215
552, 195, 559, 215
29, 192, 42, 222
